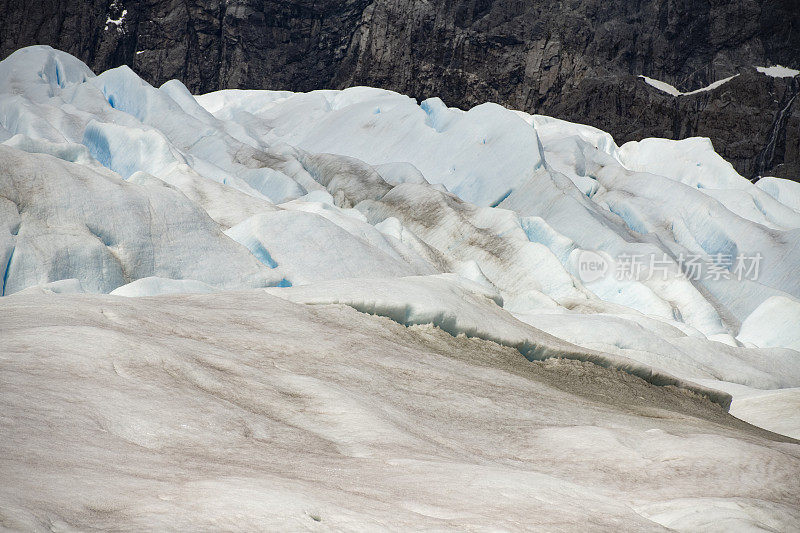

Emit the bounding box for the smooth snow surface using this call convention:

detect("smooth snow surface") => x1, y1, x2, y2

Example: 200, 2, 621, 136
110, 276, 219, 297
737, 295, 800, 351
756, 176, 800, 212
2, 46, 800, 529
729, 384, 800, 440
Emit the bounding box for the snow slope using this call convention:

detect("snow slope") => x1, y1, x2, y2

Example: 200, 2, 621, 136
1, 46, 800, 528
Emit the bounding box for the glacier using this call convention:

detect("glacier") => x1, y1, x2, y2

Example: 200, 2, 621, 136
1, 45, 799, 530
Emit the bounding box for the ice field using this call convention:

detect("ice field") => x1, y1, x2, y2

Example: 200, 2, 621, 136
1, 46, 799, 530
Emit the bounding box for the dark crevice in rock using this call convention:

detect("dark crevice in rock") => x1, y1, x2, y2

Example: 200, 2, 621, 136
754, 80, 799, 178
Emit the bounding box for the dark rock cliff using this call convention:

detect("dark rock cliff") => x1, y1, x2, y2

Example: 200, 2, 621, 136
1, 0, 798, 179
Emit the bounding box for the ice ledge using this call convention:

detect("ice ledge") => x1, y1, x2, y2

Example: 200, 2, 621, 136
266, 275, 733, 409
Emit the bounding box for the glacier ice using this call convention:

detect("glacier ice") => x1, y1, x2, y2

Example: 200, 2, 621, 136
2, 46, 800, 528
0, 145, 282, 294
2, 46, 800, 397
3, 290, 799, 530
224, 209, 431, 286
110, 276, 219, 297
737, 295, 800, 351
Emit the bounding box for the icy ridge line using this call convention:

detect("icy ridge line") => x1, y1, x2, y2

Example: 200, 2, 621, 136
338, 299, 734, 409
268, 278, 733, 409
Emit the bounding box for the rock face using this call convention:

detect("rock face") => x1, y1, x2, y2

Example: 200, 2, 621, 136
1, 0, 799, 179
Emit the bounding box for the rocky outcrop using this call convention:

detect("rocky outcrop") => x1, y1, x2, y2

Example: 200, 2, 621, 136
1, 0, 798, 179
560, 71, 800, 180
